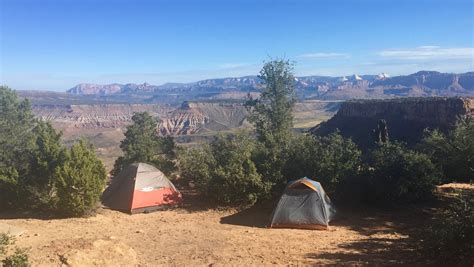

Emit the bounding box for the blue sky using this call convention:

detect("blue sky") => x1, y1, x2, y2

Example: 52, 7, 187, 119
1, 0, 473, 91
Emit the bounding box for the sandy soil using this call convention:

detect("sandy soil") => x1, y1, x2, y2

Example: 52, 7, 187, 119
1, 184, 471, 266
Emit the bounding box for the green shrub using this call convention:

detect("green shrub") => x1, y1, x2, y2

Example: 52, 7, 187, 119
0, 234, 12, 255
2, 248, 29, 267
0, 234, 29, 267
179, 133, 270, 206
366, 142, 440, 205
250, 141, 290, 195
178, 146, 214, 190
283, 132, 362, 196
55, 139, 107, 216
421, 118, 474, 183
422, 191, 473, 261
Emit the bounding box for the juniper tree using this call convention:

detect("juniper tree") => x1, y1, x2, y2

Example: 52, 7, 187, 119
0, 86, 37, 208
112, 112, 176, 176
246, 59, 297, 191
55, 139, 107, 216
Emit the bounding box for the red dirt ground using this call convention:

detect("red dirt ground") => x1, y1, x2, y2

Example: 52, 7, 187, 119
0, 183, 471, 266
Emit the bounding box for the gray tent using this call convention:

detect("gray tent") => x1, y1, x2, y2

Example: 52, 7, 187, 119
269, 177, 336, 230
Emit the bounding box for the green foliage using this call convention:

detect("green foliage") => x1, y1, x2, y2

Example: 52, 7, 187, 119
178, 147, 214, 190
55, 139, 107, 216
422, 191, 473, 260
29, 121, 67, 208
2, 248, 30, 267
179, 133, 270, 206
0, 86, 68, 211
421, 118, 474, 182
250, 142, 289, 194
247, 59, 296, 145
0, 234, 29, 267
246, 59, 297, 189
284, 132, 362, 195
0, 86, 37, 208
112, 112, 176, 176
365, 142, 440, 205
0, 234, 12, 255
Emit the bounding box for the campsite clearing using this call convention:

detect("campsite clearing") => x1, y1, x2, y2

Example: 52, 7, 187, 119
1, 183, 471, 266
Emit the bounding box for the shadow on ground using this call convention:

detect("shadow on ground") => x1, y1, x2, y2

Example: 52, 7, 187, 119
219, 203, 274, 228
0, 210, 76, 220
178, 188, 220, 212
217, 200, 434, 264
307, 206, 431, 265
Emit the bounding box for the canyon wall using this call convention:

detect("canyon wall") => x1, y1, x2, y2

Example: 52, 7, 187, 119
33, 104, 171, 129
32, 101, 249, 136
310, 97, 474, 149
157, 101, 249, 135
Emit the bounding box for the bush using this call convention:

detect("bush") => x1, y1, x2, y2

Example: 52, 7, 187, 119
365, 142, 440, 205
0, 234, 12, 255
422, 191, 473, 261
179, 133, 270, 206
0, 234, 29, 267
250, 141, 290, 194
283, 132, 362, 196
55, 139, 107, 216
421, 118, 474, 182
2, 248, 29, 267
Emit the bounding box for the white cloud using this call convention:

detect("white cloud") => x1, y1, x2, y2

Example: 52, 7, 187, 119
377, 46, 474, 60
296, 52, 351, 60
218, 63, 251, 69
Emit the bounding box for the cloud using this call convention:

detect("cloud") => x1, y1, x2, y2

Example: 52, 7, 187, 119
377, 46, 474, 60
296, 52, 351, 60
218, 63, 251, 69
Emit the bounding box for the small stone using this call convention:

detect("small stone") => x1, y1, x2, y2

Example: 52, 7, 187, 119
136, 230, 144, 233
34, 233, 40, 236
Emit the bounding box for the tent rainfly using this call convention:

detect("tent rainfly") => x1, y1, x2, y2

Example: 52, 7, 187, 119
269, 177, 336, 230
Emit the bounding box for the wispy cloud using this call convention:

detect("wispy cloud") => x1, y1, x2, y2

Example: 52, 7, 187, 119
296, 52, 351, 60
218, 63, 251, 69
377, 46, 474, 60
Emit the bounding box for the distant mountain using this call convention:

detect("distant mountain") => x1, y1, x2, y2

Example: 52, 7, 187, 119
67, 71, 474, 100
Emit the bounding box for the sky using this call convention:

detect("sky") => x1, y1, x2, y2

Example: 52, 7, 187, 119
1, 0, 473, 91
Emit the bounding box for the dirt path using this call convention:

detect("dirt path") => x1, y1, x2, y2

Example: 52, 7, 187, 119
3, 184, 470, 266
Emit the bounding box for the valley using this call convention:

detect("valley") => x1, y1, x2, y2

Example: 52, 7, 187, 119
29, 99, 341, 170
22, 70, 474, 171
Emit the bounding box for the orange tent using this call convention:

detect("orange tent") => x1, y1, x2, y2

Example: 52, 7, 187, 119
101, 163, 182, 214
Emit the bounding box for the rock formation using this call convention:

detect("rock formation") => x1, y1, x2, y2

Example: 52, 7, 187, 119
310, 97, 474, 149
33, 104, 170, 129
157, 101, 249, 135
158, 102, 210, 135
32, 101, 250, 136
